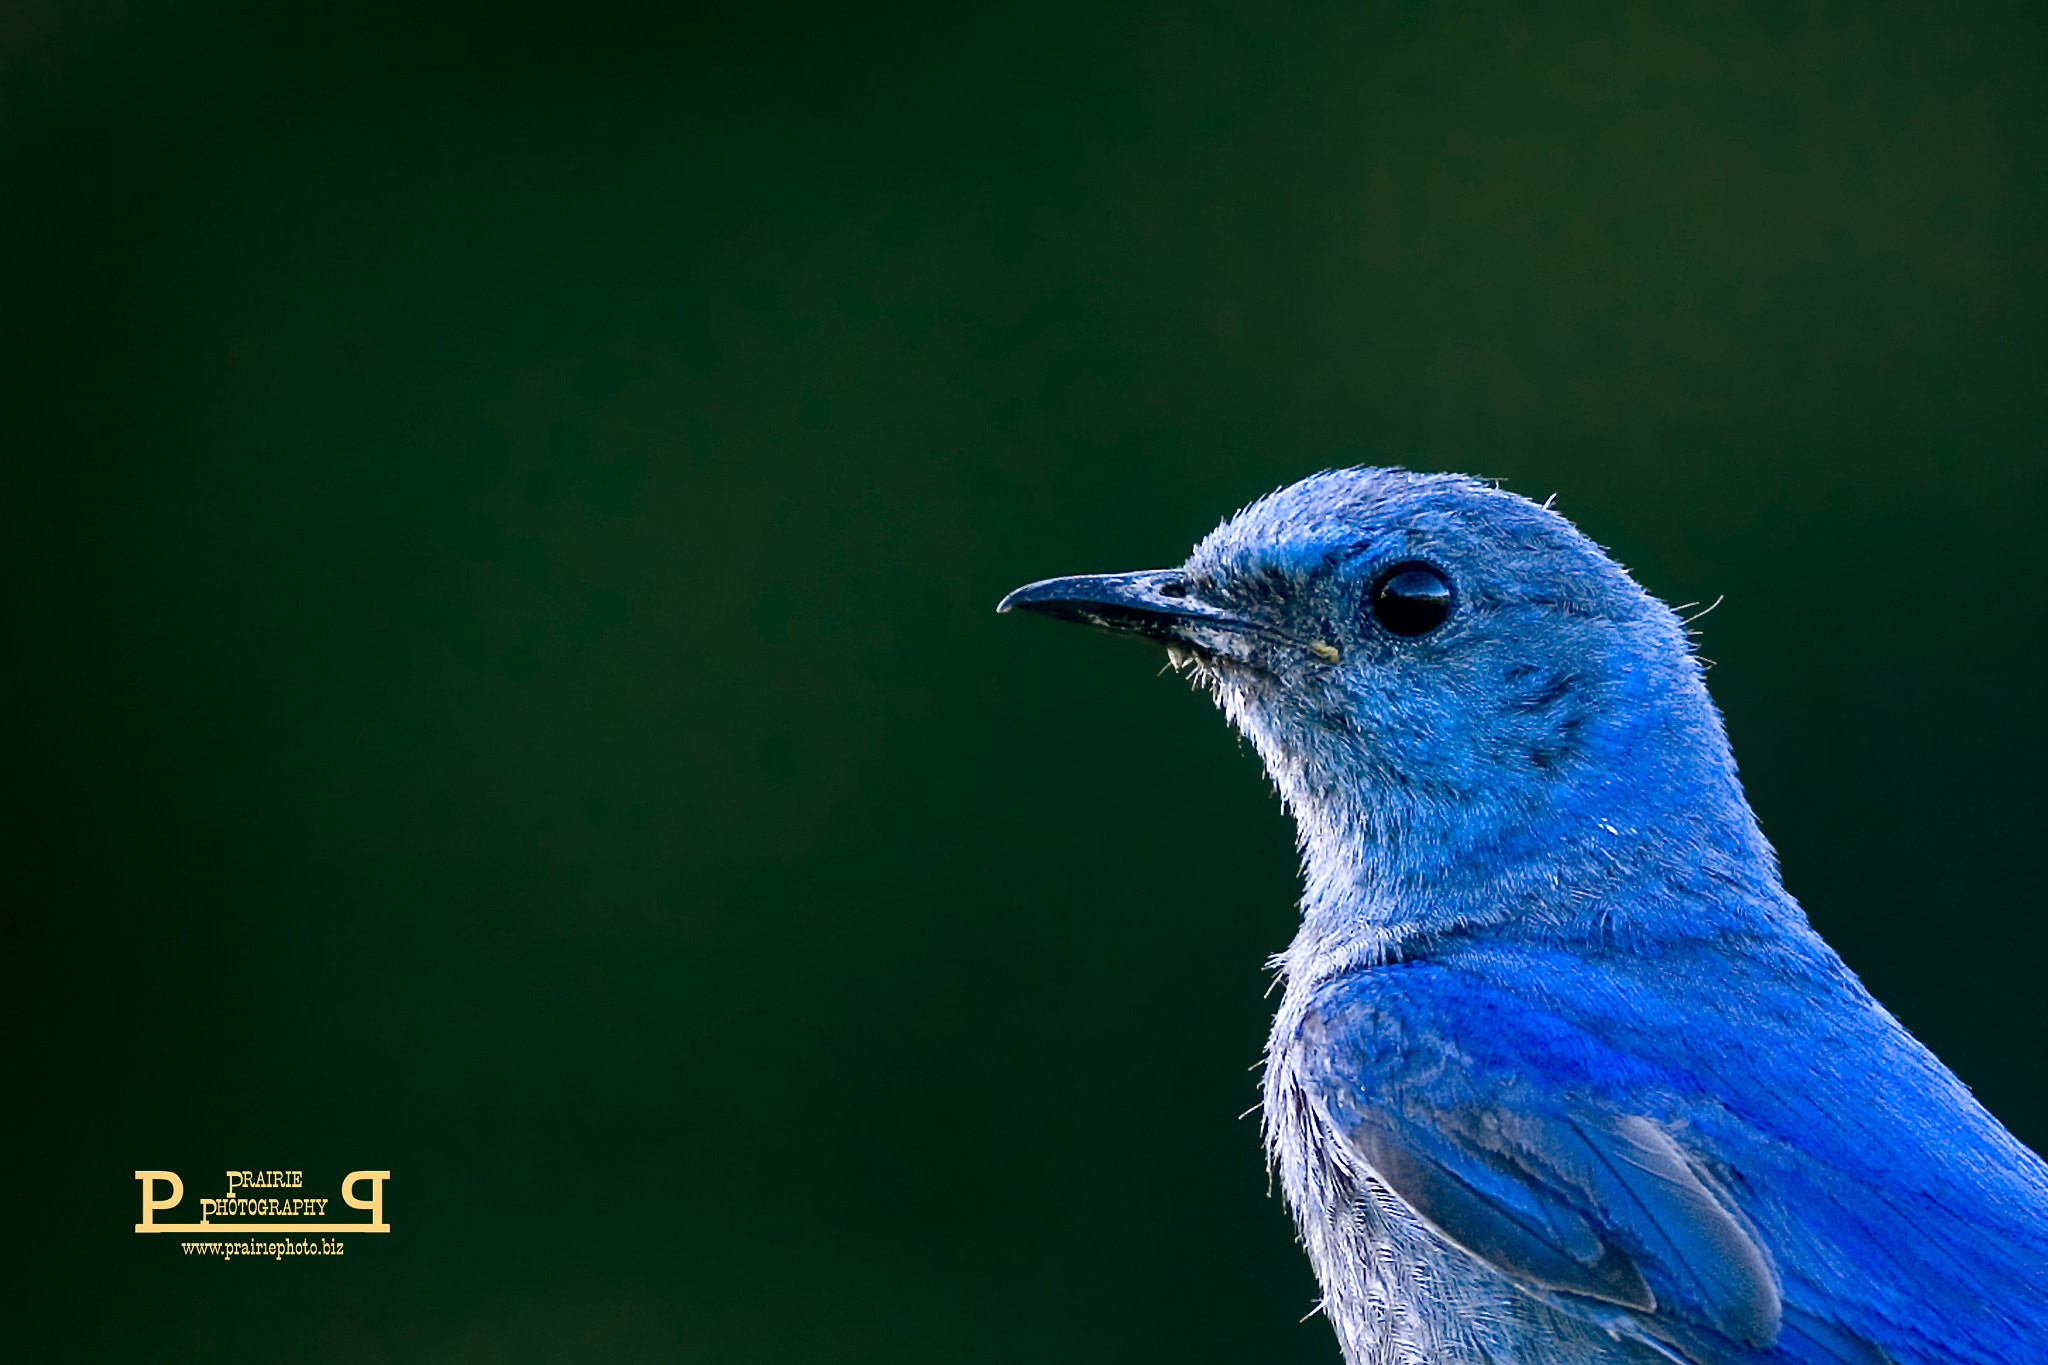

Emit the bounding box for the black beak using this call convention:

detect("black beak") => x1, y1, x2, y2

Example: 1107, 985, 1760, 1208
998, 569, 1257, 660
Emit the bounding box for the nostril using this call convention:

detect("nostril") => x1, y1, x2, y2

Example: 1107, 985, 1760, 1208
1158, 579, 1189, 598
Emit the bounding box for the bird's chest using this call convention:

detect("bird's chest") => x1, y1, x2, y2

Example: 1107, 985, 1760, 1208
1263, 1033, 1472, 1365
1262, 994, 1659, 1365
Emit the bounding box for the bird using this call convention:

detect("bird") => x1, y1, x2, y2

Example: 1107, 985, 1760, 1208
998, 468, 2048, 1365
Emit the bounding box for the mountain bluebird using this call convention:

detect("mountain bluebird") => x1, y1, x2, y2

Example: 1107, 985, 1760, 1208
1000, 468, 2047, 1365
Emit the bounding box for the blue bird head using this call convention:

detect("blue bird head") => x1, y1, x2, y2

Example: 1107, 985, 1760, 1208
1003, 468, 1785, 961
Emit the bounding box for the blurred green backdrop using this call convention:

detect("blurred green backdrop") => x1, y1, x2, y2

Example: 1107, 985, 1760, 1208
8, 1, 2044, 1360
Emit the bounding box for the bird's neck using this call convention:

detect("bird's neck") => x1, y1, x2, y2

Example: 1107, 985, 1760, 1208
1271, 749, 1787, 984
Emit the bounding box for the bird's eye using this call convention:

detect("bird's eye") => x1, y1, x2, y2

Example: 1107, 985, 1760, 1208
1369, 562, 1454, 637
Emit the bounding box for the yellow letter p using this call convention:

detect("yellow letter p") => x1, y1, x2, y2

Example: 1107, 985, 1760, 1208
342, 1170, 391, 1231
135, 1171, 183, 1231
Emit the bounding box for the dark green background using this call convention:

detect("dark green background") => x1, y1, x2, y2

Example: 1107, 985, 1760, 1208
9, 1, 2044, 1359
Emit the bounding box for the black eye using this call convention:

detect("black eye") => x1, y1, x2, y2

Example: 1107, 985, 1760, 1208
1369, 562, 1454, 637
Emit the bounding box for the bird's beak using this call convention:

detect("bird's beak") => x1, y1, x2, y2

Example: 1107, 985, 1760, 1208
998, 570, 1258, 662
